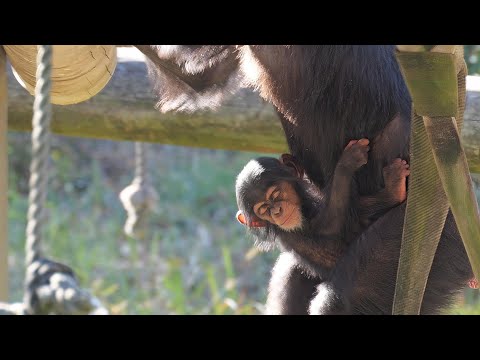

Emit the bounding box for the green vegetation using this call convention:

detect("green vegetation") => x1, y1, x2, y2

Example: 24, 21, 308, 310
447, 287, 480, 314
7, 134, 278, 314
465, 45, 480, 75
6, 133, 480, 315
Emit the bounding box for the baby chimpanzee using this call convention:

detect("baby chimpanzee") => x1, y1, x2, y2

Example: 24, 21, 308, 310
235, 139, 417, 314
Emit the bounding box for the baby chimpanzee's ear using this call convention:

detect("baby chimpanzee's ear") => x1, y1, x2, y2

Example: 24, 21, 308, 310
236, 210, 267, 228
280, 154, 304, 179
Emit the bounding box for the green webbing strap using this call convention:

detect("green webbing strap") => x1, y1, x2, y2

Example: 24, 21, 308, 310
392, 111, 450, 315
396, 52, 458, 117
393, 47, 480, 314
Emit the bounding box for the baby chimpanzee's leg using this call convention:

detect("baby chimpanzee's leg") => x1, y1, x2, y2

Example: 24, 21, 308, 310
358, 158, 410, 225
382, 158, 410, 205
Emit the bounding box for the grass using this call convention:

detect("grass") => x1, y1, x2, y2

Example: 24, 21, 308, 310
7, 134, 278, 314
5, 133, 480, 314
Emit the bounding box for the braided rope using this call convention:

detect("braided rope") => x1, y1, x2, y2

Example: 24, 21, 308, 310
21, 46, 108, 315
25, 45, 52, 266
119, 142, 158, 240
134, 142, 147, 187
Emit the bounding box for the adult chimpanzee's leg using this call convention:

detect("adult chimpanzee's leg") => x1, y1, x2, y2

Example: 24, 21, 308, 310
309, 204, 407, 315
308, 203, 472, 315
265, 252, 319, 315
421, 211, 473, 314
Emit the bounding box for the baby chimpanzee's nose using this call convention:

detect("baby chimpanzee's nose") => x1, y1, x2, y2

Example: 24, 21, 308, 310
272, 206, 282, 217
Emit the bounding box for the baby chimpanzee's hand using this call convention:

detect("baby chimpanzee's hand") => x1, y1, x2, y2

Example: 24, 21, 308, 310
337, 138, 370, 173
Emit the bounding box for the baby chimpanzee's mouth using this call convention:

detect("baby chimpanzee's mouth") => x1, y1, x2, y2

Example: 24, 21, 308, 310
280, 209, 295, 226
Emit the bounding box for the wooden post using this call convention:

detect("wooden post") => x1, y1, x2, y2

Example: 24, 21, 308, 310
0, 47, 8, 301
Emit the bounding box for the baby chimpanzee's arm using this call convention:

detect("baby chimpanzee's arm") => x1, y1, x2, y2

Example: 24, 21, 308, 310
312, 139, 369, 237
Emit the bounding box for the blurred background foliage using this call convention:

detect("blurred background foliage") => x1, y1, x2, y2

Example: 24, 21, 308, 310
465, 45, 480, 75
4, 48, 480, 315
7, 135, 279, 314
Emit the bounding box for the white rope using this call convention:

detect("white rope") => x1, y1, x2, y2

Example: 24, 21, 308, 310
22, 45, 108, 315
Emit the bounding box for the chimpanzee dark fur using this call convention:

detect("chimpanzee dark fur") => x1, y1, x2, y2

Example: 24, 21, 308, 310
139, 45, 473, 314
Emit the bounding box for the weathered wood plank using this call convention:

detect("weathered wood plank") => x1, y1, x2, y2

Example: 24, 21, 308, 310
5, 49, 480, 172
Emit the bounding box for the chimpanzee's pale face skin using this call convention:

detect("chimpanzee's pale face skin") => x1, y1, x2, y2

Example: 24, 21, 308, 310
253, 181, 303, 231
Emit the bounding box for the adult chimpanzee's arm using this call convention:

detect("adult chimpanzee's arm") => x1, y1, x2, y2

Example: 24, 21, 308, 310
135, 45, 242, 113
265, 252, 319, 315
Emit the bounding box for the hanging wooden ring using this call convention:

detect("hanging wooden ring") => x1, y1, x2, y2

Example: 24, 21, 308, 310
4, 45, 117, 105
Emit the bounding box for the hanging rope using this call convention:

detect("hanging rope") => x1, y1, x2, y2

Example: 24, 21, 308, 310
135, 142, 147, 186
25, 45, 52, 265
22, 45, 108, 315
119, 142, 158, 240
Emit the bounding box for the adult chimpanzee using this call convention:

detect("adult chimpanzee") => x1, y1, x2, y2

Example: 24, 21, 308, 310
137, 45, 473, 314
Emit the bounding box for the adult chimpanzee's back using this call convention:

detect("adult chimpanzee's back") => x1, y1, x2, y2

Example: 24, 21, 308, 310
240, 45, 412, 194
138, 45, 473, 314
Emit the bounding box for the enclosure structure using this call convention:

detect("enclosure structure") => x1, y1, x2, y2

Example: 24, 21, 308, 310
1, 45, 480, 314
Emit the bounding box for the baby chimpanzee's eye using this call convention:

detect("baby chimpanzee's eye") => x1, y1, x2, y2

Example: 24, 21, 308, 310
271, 190, 280, 200
259, 204, 269, 216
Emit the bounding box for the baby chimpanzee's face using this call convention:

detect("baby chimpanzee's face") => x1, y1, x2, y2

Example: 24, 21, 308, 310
252, 181, 303, 231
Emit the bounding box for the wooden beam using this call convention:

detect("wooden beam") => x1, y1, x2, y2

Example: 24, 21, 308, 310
6, 56, 286, 154
5, 49, 480, 172
0, 47, 8, 301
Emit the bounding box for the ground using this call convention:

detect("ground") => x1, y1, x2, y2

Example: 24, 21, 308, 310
6, 133, 480, 314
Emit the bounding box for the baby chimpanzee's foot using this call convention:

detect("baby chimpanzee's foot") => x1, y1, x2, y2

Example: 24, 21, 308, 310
383, 158, 410, 205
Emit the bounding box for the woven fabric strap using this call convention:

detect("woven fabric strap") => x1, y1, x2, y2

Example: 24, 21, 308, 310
393, 47, 479, 314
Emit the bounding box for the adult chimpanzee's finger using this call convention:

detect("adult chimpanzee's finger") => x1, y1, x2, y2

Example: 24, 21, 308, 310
357, 138, 370, 146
